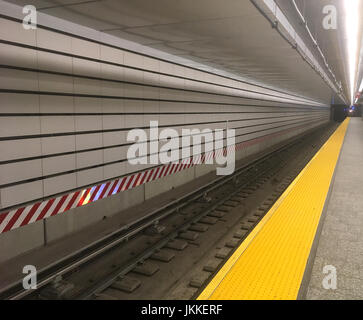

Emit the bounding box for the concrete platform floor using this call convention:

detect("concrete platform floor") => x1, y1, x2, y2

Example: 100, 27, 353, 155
305, 117, 363, 300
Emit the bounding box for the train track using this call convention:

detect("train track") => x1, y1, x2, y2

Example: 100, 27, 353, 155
0, 123, 338, 300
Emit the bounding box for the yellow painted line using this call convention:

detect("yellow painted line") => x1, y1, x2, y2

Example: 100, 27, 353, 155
198, 119, 350, 300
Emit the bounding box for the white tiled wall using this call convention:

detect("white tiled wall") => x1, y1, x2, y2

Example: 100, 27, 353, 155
0, 16, 330, 209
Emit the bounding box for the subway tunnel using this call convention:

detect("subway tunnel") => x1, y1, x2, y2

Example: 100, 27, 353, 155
0, 0, 362, 303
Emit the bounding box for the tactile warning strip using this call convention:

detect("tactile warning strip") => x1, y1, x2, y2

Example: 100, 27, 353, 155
198, 118, 350, 300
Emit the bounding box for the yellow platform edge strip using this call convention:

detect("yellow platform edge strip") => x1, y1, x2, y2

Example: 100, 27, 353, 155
197, 119, 350, 300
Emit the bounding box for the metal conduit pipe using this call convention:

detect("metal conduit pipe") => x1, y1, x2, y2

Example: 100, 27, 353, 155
291, 0, 342, 94
284, 0, 344, 101
250, 0, 347, 104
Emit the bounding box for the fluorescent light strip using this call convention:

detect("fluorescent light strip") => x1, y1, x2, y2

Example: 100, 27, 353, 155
345, 0, 360, 104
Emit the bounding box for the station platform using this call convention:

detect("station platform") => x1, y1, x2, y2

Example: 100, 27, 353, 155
305, 117, 363, 300
198, 117, 362, 300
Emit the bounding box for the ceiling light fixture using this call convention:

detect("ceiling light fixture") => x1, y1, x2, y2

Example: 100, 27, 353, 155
345, 0, 360, 104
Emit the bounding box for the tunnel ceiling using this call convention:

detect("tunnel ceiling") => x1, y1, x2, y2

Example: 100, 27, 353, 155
4, 0, 363, 105
276, 0, 363, 105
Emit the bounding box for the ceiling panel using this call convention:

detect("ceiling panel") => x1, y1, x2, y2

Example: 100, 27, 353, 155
5, 0, 359, 104
276, 0, 363, 103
